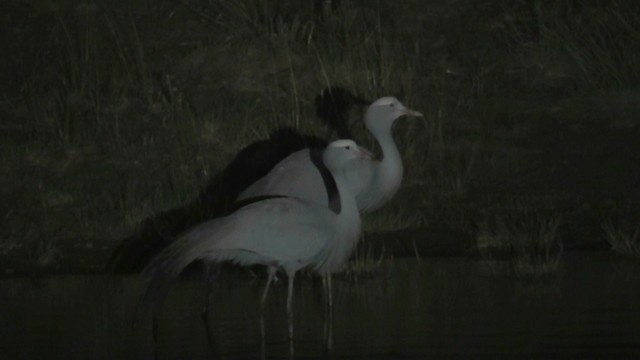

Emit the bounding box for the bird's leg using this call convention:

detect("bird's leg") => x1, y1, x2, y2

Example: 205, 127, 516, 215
327, 274, 333, 308
260, 310, 267, 360
260, 266, 278, 311
321, 273, 334, 354
321, 274, 327, 302
200, 263, 221, 358
201, 263, 221, 319
201, 284, 212, 319
323, 295, 334, 354
285, 271, 296, 359
286, 271, 295, 345
322, 273, 333, 308
152, 317, 160, 360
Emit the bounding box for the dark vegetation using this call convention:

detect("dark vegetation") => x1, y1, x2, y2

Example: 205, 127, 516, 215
1, 0, 639, 277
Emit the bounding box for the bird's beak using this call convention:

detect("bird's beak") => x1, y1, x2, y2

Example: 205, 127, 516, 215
403, 108, 424, 118
357, 146, 375, 160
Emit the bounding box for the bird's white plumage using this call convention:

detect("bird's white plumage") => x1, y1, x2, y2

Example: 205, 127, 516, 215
237, 97, 423, 212
139, 139, 364, 318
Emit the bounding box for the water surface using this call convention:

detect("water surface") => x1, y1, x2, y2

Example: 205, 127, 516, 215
1, 252, 639, 359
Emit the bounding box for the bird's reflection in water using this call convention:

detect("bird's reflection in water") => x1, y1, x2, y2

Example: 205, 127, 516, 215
254, 282, 335, 360
257, 300, 295, 360
323, 301, 334, 356
260, 311, 267, 360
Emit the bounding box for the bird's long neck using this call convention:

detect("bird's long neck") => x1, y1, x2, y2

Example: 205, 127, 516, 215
334, 170, 360, 222
370, 122, 403, 199
318, 169, 361, 274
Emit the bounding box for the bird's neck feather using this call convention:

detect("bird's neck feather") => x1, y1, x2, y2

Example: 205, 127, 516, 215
322, 169, 361, 272
371, 121, 403, 191
333, 170, 360, 222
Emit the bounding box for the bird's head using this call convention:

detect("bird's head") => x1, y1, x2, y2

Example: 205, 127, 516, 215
364, 97, 423, 133
323, 139, 368, 172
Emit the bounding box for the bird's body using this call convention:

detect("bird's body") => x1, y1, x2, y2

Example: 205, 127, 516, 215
107, 127, 327, 273
138, 140, 364, 319
108, 87, 368, 274
233, 97, 422, 310
238, 97, 423, 213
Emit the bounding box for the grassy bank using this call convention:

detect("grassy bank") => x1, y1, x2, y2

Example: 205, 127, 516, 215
1, 0, 639, 276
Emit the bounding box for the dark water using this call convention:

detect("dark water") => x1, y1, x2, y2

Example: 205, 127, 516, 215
1, 253, 639, 359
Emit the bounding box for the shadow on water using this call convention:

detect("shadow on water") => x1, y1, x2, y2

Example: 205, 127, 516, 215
107, 86, 369, 274
2, 253, 640, 359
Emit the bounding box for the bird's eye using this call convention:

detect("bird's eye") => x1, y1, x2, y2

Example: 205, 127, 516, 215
345, 146, 351, 150
389, 103, 395, 107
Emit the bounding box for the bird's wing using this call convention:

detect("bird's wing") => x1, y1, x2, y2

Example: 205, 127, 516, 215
237, 149, 329, 207
211, 198, 332, 263
137, 197, 332, 319
136, 216, 231, 320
